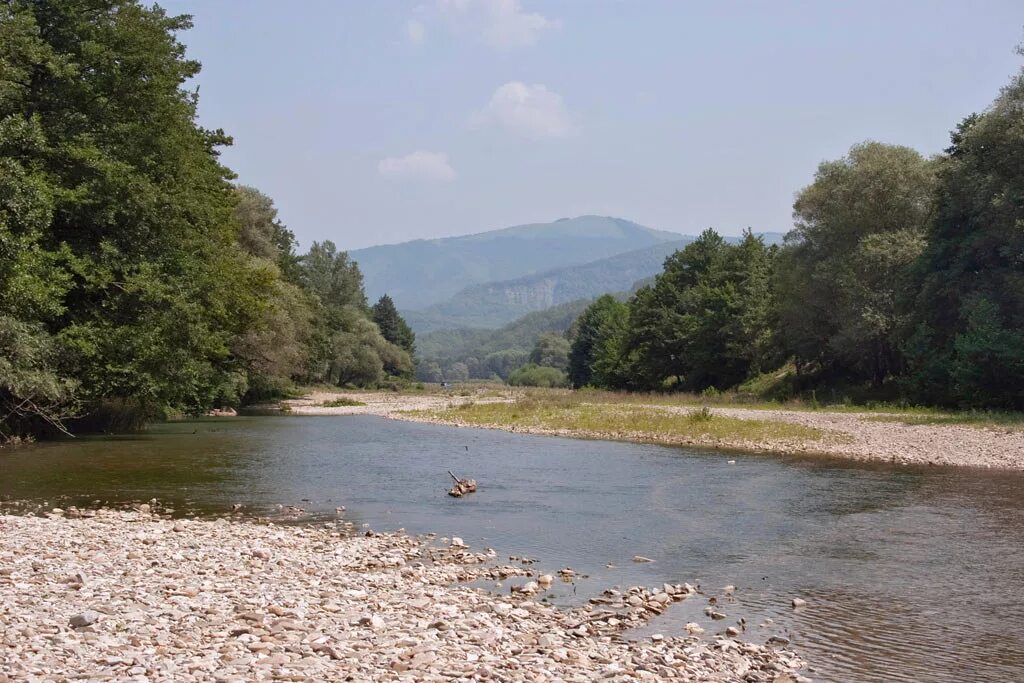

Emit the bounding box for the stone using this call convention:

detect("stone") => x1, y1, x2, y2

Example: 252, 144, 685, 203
492, 603, 513, 617
69, 610, 100, 628
0, 509, 809, 683
632, 556, 655, 563
726, 626, 740, 636
791, 598, 807, 608
537, 634, 558, 648
685, 622, 704, 635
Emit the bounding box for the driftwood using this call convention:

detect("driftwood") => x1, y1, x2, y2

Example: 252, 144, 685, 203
447, 470, 477, 497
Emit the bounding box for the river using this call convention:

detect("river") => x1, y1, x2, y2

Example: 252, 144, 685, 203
1, 415, 1022, 682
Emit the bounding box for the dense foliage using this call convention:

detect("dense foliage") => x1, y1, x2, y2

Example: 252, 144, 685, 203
567, 56, 1024, 409
507, 364, 569, 388
415, 298, 591, 381
0, 1, 413, 441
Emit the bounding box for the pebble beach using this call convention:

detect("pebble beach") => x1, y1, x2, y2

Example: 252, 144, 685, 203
0, 509, 808, 682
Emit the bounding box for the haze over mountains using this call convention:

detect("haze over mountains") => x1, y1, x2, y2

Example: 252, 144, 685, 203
351, 216, 681, 311
350, 216, 784, 334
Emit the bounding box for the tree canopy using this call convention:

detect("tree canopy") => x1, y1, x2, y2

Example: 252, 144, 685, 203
0, 1, 421, 441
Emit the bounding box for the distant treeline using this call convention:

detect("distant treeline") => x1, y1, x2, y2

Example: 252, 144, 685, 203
0, 2, 415, 440
567, 63, 1024, 409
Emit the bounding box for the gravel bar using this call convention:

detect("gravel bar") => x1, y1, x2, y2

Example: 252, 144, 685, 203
0, 509, 808, 682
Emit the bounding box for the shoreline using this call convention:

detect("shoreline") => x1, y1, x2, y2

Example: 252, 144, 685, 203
0, 509, 808, 682
284, 390, 1024, 470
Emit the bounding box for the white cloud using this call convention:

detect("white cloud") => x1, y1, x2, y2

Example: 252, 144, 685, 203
405, 19, 426, 45
377, 151, 456, 182
473, 81, 574, 138
438, 0, 558, 48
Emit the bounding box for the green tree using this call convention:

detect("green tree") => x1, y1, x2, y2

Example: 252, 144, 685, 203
372, 294, 416, 359
528, 332, 570, 370
1, 0, 274, 426
907, 59, 1024, 408
625, 230, 776, 391
233, 185, 302, 281
567, 295, 629, 389
778, 142, 937, 386
301, 241, 368, 316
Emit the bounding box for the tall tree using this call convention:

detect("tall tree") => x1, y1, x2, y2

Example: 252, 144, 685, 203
908, 58, 1024, 408
233, 185, 302, 281
372, 294, 416, 357
1, 0, 272, 426
567, 295, 629, 389
778, 142, 937, 386
625, 230, 776, 391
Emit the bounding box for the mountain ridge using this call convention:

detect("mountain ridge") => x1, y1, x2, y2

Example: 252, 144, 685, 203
349, 215, 682, 310
402, 231, 786, 333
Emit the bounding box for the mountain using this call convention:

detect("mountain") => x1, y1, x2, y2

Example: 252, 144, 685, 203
404, 240, 691, 333
403, 231, 787, 333
349, 216, 682, 310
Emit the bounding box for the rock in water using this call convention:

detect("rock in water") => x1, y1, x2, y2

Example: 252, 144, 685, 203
791, 597, 807, 608
632, 555, 655, 563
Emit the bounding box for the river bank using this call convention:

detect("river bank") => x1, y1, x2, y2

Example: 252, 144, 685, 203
286, 389, 1024, 469
0, 509, 807, 682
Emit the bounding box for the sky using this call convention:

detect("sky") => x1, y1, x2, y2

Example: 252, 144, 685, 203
162, 0, 1024, 251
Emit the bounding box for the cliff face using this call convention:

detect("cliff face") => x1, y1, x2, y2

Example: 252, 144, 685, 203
403, 240, 690, 332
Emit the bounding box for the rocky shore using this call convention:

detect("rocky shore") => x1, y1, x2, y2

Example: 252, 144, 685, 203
285, 391, 1024, 470
0, 510, 807, 682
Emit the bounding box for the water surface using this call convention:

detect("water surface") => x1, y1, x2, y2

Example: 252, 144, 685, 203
2, 415, 1022, 682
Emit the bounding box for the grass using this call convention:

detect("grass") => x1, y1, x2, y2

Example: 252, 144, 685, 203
415, 394, 830, 446
866, 411, 1024, 430
318, 398, 367, 408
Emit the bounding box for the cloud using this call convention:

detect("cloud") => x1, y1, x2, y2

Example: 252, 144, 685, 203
377, 151, 456, 182
438, 0, 558, 48
473, 81, 574, 138
405, 19, 426, 45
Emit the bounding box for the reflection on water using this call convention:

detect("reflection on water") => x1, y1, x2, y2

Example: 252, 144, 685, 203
2, 415, 1023, 682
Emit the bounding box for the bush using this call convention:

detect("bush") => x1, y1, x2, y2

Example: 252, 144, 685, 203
507, 364, 570, 388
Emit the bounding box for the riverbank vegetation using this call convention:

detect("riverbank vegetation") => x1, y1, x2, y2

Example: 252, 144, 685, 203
558, 58, 1024, 411
0, 1, 415, 442
413, 393, 831, 446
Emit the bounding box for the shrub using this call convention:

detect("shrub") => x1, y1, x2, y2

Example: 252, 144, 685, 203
507, 364, 570, 388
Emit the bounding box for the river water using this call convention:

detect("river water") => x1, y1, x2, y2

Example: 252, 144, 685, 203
1, 415, 1022, 682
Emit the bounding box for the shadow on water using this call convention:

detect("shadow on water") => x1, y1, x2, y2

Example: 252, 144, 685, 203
2, 415, 1023, 682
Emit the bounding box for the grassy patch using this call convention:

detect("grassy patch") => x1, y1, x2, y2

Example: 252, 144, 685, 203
319, 398, 367, 408
867, 412, 1024, 430
418, 397, 830, 445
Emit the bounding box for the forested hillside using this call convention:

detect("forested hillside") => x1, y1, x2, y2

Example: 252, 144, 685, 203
0, 1, 416, 441
415, 299, 592, 381
350, 216, 681, 310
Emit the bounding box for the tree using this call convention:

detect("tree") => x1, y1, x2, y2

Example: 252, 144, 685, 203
301, 241, 368, 316
372, 294, 416, 359
446, 362, 470, 382
778, 142, 937, 386
1, 0, 274, 425
624, 230, 776, 391
567, 295, 629, 388
528, 332, 570, 370
416, 360, 443, 383
907, 59, 1024, 408
233, 185, 302, 281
